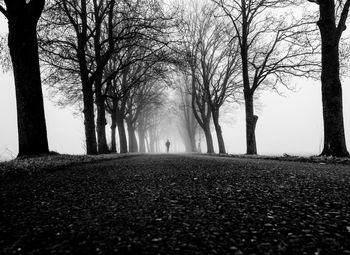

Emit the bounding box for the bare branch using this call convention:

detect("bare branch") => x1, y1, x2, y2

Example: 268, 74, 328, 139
337, 0, 350, 40
0, 5, 8, 18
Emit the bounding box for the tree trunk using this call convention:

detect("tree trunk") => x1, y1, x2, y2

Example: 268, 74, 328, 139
317, 1, 349, 157
81, 80, 97, 155
149, 130, 155, 153
111, 125, 117, 153
212, 109, 226, 154
145, 132, 150, 153
127, 121, 138, 153
110, 110, 117, 153
187, 125, 197, 153
240, 4, 258, 155
7, 2, 49, 157
203, 124, 214, 154
116, 111, 128, 154
244, 92, 258, 155
95, 89, 109, 154
78, 43, 97, 154
138, 128, 146, 153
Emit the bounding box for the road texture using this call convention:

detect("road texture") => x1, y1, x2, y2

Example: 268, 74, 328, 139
1, 154, 350, 254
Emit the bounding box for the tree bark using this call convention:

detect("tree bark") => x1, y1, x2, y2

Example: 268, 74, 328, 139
145, 132, 150, 152
138, 128, 146, 153
244, 92, 258, 155
240, 3, 258, 155
95, 89, 109, 154
116, 111, 128, 154
149, 128, 156, 153
111, 124, 117, 153
81, 76, 97, 155
110, 110, 117, 153
127, 121, 138, 153
186, 122, 197, 153
212, 108, 226, 154
203, 124, 214, 154
75, 0, 97, 155
6, 0, 49, 157
91, 0, 109, 155
317, 0, 349, 157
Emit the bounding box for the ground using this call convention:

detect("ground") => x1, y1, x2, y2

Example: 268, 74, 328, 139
1, 154, 350, 254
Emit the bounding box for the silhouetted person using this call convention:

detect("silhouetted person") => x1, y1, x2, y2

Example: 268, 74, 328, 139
165, 139, 170, 153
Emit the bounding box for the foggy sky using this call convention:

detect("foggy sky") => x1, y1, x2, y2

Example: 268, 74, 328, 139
0, 12, 349, 160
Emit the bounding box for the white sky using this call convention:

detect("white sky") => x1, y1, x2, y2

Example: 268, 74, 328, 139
0, 12, 349, 160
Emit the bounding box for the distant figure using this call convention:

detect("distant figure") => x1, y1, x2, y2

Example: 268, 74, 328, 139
165, 139, 170, 153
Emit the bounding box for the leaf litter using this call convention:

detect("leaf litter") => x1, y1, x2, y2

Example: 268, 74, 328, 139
1, 154, 350, 254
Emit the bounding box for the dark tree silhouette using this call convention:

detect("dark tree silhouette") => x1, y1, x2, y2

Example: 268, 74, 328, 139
40, 0, 171, 155
106, 64, 133, 154
214, 0, 320, 155
137, 101, 164, 153
176, 4, 215, 154
0, 0, 49, 157
307, 0, 349, 157
91, 0, 116, 155
147, 113, 162, 153
174, 81, 199, 153
191, 75, 215, 154
40, 0, 122, 155
126, 76, 166, 153
195, 6, 240, 154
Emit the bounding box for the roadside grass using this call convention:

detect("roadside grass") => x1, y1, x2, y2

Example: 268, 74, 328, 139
0, 153, 124, 177
0, 152, 349, 178
224, 153, 350, 165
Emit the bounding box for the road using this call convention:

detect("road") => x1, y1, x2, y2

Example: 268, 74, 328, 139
1, 154, 350, 254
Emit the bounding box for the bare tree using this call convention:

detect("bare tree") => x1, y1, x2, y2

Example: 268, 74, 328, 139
178, 86, 199, 153
214, 0, 320, 155
195, 5, 241, 154
125, 63, 166, 152
39, 0, 119, 154
40, 0, 172, 155
126, 79, 165, 153
190, 73, 215, 153
176, 2, 215, 153
0, 0, 49, 156
106, 46, 169, 154
137, 103, 161, 153
175, 2, 241, 154
148, 116, 161, 153
105, 38, 144, 154
171, 75, 199, 152
307, 0, 349, 157
105, 69, 129, 154
106, 59, 139, 154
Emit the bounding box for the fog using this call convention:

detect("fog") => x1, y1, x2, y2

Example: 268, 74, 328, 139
0, 3, 350, 160
2, 69, 349, 160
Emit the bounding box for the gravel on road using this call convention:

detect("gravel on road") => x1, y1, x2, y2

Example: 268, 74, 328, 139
1, 154, 350, 255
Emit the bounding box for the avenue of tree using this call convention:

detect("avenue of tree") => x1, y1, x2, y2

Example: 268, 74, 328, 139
0, 0, 349, 157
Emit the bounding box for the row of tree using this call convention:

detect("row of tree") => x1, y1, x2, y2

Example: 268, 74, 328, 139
38, 0, 175, 155
0, 0, 349, 157
171, 0, 349, 157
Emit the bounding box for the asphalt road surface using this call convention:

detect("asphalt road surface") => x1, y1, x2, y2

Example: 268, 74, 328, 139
1, 154, 350, 254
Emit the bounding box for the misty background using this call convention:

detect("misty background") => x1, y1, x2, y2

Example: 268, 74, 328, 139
0, 5, 349, 160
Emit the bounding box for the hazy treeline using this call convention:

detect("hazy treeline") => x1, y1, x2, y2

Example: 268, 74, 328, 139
0, 0, 349, 157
